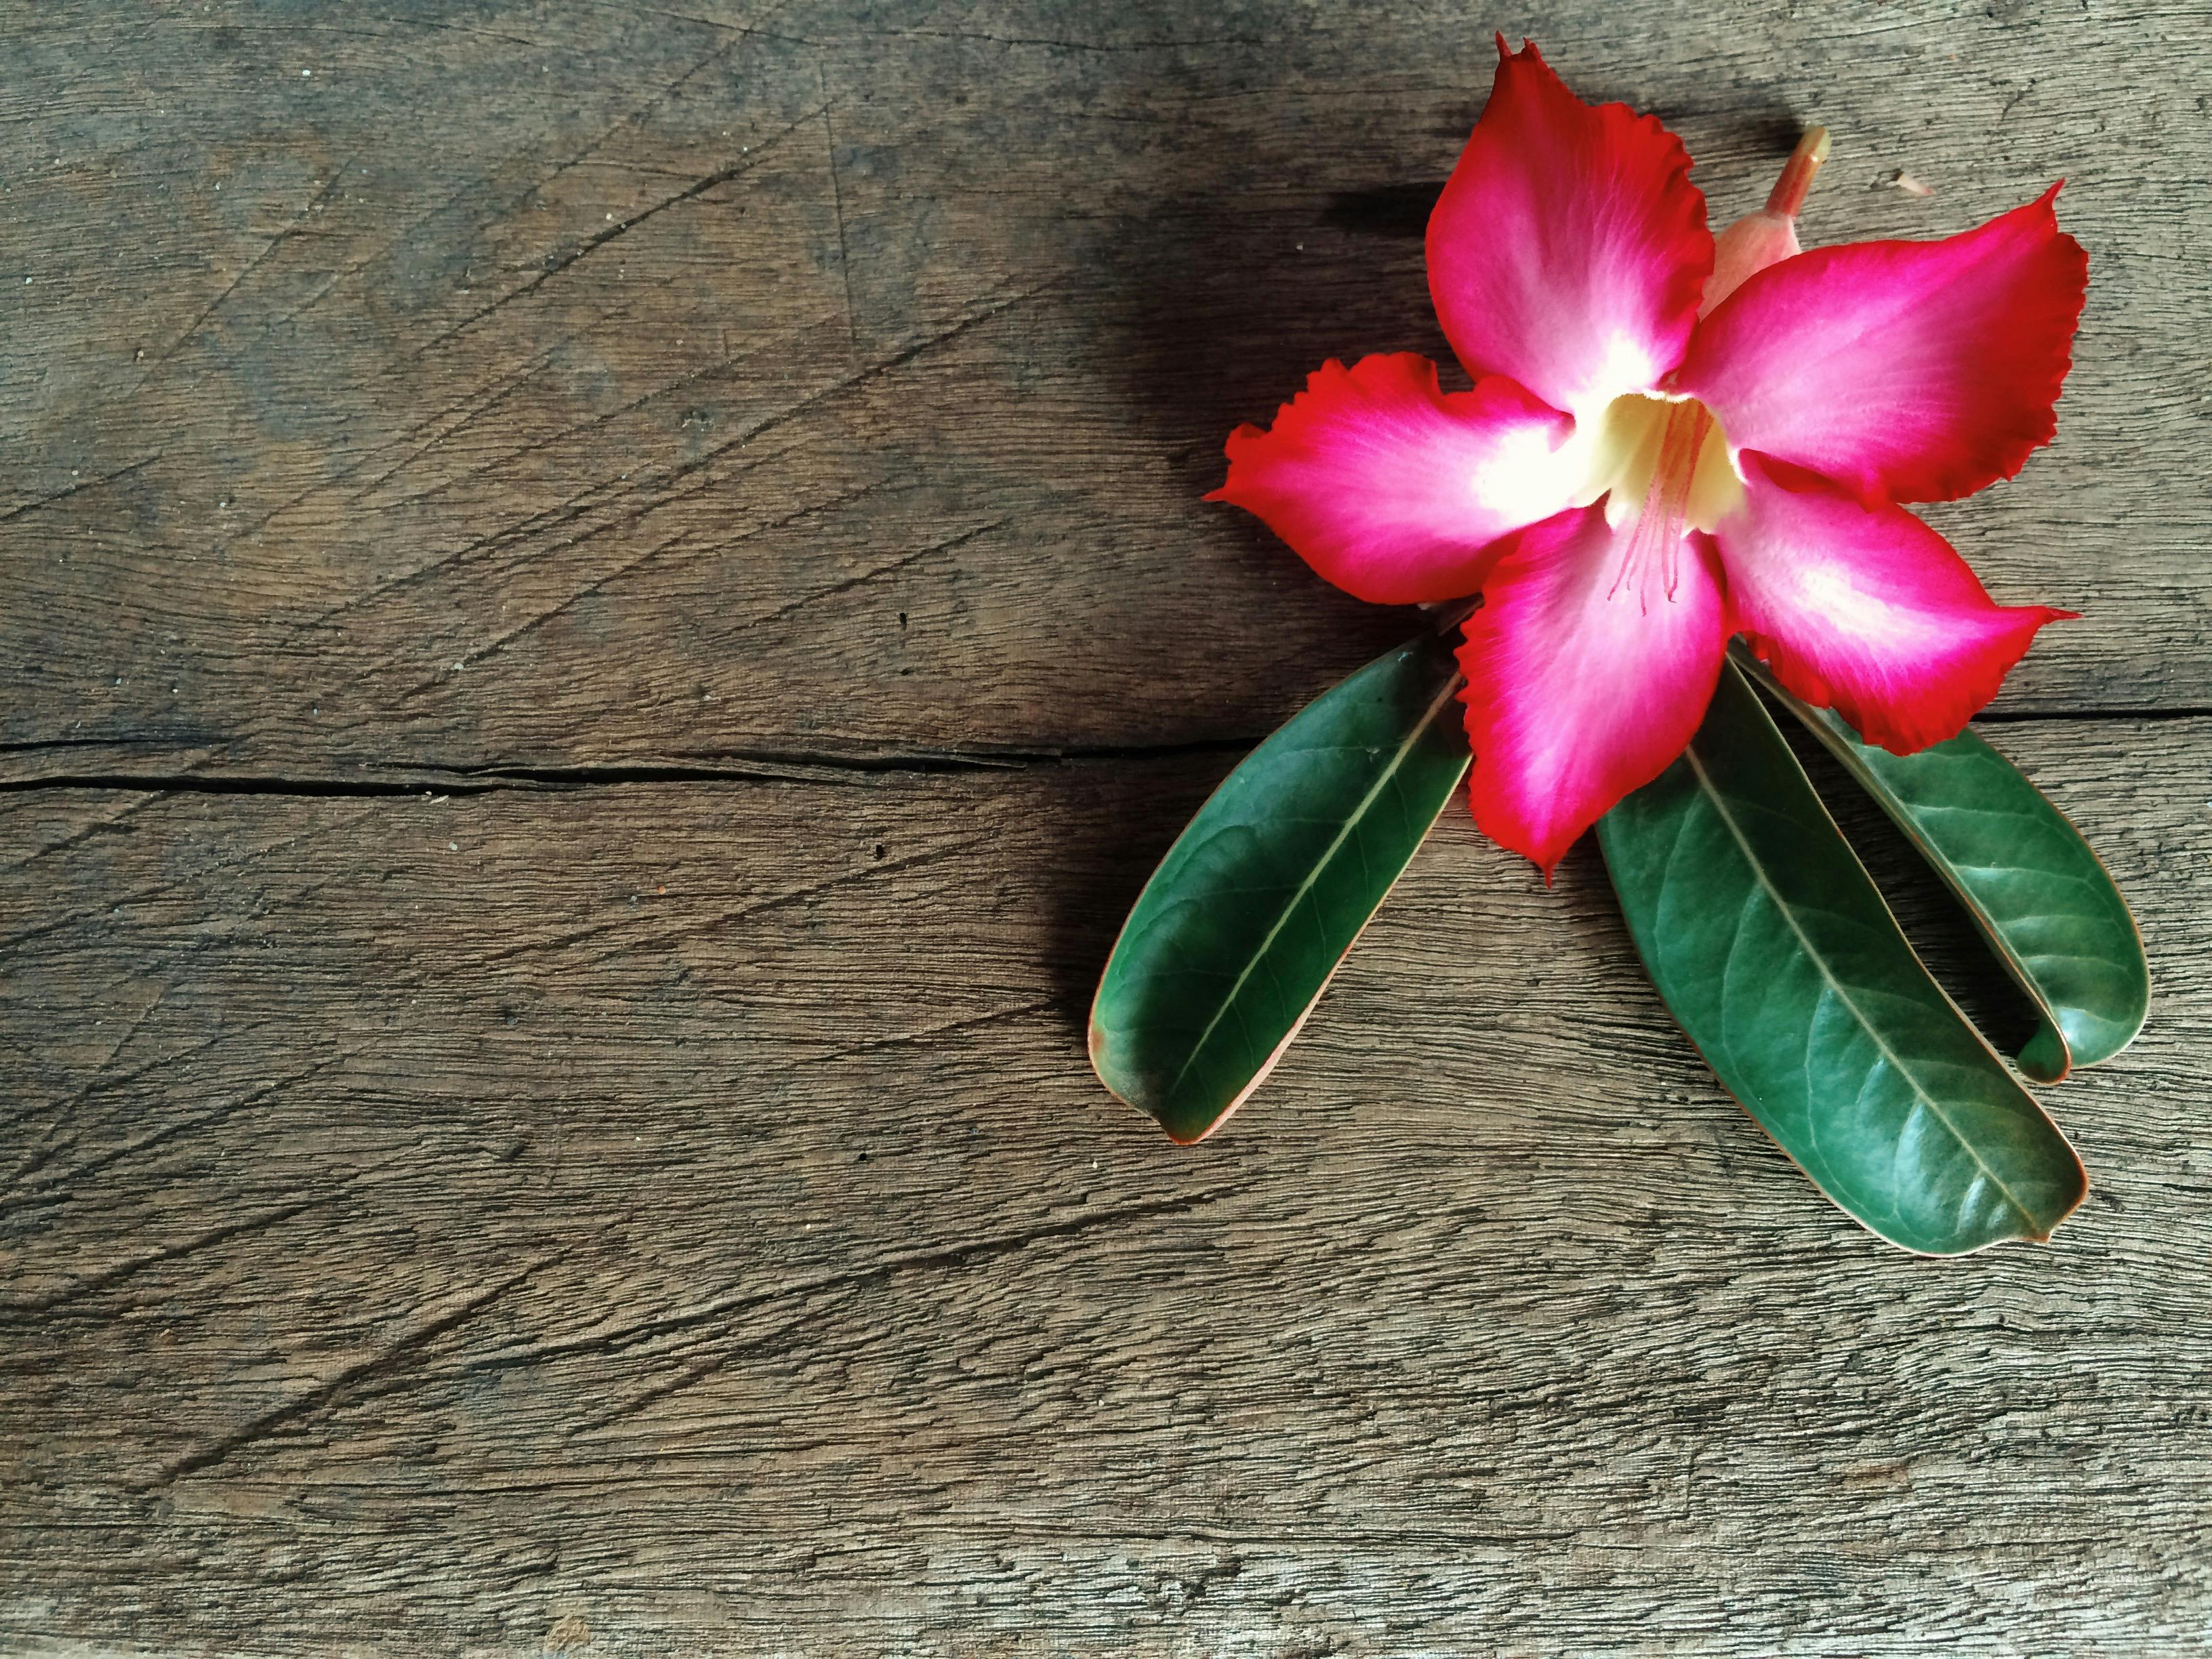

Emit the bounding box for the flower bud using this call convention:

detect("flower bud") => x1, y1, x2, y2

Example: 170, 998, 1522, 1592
1702, 128, 1829, 314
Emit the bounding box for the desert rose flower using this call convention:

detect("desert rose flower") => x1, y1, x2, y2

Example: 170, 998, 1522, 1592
1211, 39, 2085, 872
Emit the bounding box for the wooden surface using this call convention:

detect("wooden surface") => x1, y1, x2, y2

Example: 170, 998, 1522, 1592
3, 2, 2209, 1653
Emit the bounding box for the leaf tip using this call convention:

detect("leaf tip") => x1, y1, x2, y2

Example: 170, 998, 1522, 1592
2018, 1021, 2073, 1084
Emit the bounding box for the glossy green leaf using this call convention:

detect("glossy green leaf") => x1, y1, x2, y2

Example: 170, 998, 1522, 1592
1090, 630, 1470, 1143
1598, 664, 2087, 1254
1742, 655, 2148, 1082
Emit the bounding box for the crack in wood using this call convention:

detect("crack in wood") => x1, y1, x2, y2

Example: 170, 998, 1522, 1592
146, 165, 356, 369
410, 104, 830, 358
0, 454, 165, 524
0, 1021, 272, 1139
467, 834, 983, 967
0, 735, 1260, 799
393, 479, 894, 693
354, 349, 739, 520
5, 1145, 428, 1317
463, 1184, 1247, 1395
3, 1197, 326, 1316
1, 1052, 355, 1216
4, 700, 2188, 805
138, 1255, 560, 1490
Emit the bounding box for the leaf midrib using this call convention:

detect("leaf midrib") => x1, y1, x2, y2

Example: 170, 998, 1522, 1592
1681, 741, 2043, 1233
1160, 670, 1466, 1103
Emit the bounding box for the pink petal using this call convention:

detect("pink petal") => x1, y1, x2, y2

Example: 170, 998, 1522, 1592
1677, 187, 2088, 504
1427, 39, 1712, 417
1457, 504, 1727, 874
1718, 453, 2074, 753
1208, 354, 1578, 605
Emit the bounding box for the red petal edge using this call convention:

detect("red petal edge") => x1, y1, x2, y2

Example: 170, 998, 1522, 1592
1719, 453, 2075, 754
1679, 185, 2089, 506
1427, 38, 1713, 416
1207, 354, 1576, 607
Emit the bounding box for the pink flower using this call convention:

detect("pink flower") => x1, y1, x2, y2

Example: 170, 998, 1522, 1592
1210, 40, 2085, 874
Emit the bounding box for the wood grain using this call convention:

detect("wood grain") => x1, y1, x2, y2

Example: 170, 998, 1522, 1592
5, 717, 2209, 1655
2, 0, 2209, 784
3, 0, 2209, 1653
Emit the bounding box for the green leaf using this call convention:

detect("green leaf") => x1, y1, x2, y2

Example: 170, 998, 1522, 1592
1741, 655, 2148, 1082
1090, 630, 1470, 1143
1598, 663, 2087, 1254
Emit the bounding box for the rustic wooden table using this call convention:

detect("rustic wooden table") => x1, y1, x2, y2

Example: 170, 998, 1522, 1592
5, 3, 2208, 1654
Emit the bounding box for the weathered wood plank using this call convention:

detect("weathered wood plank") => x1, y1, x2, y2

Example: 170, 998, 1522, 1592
1, 0, 2208, 784
7, 0, 2209, 1651
3, 714, 2207, 1654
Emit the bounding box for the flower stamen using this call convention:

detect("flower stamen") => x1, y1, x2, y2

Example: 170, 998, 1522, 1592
1598, 398, 1731, 610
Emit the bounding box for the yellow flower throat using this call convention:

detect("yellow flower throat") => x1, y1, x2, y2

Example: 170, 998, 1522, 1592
1577, 393, 1743, 602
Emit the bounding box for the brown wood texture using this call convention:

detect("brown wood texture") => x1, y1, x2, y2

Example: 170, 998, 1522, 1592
3, 1, 2208, 1654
